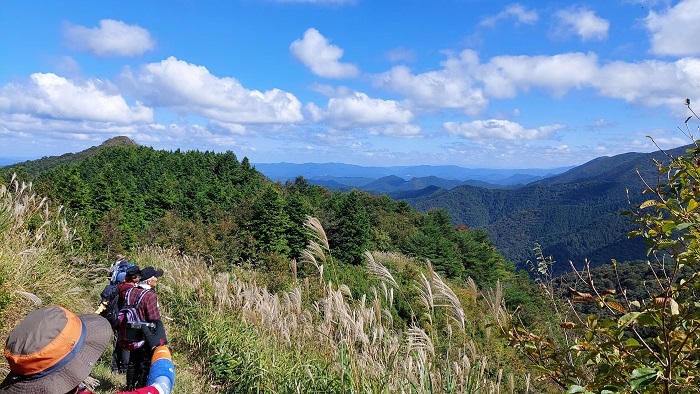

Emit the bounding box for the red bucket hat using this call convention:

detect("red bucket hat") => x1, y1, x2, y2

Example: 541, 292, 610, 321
0, 306, 111, 394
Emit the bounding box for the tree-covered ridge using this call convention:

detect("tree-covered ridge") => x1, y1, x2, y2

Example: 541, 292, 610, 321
398, 145, 693, 272
0, 175, 557, 393
2, 144, 520, 295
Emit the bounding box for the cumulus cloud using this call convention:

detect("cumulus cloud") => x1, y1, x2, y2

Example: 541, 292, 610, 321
554, 7, 609, 41
290, 28, 360, 78
443, 119, 563, 141
307, 92, 414, 130
374, 50, 597, 113
646, 0, 700, 56
374, 50, 488, 115
123, 56, 303, 124
0, 73, 153, 123
367, 124, 422, 138
375, 49, 700, 113
480, 52, 599, 98
480, 3, 539, 27
591, 58, 700, 108
63, 19, 155, 57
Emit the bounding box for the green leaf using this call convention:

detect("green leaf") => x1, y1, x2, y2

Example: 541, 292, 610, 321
625, 337, 641, 348
640, 200, 657, 209
688, 199, 699, 211
636, 313, 657, 326
675, 222, 694, 231
618, 312, 641, 329
566, 385, 591, 394
661, 220, 676, 234
630, 367, 658, 389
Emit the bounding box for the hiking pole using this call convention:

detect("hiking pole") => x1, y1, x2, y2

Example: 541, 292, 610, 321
162, 315, 190, 328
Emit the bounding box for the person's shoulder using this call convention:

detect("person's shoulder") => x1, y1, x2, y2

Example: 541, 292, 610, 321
140, 287, 157, 298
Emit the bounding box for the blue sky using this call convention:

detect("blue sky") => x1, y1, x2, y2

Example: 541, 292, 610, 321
1, 0, 699, 168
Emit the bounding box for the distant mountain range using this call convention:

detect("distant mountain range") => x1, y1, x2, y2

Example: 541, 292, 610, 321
394, 145, 691, 273
252, 162, 573, 192
0, 158, 23, 166
3, 137, 688, 272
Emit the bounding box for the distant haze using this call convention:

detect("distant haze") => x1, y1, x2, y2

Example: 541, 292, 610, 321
253, 162, 573, 187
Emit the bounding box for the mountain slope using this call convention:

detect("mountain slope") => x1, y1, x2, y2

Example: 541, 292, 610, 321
400, 145, 692, 272
4, 136, 138, 175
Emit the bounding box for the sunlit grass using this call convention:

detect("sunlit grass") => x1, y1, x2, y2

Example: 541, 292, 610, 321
0, 175, 543, 393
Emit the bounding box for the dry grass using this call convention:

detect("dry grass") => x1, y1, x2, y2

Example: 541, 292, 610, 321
0, 175, 531, 393
0, 176, 95, 333
128, 216, 531, 393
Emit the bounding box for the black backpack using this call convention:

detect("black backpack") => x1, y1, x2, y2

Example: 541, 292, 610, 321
98, 260, 134, 328
99, 284, 120, 329
117, 287, 154, 350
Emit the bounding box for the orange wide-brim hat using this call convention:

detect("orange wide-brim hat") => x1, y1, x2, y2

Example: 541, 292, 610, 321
0, 306, 111, 394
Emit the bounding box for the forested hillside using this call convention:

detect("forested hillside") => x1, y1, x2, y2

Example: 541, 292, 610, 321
0, 138, 559, 393
397, 145, 691, 272
4, 136, 700, 393
1, 139, 522, 294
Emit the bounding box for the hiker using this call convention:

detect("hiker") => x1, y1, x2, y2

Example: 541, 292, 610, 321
118, 265, 142, 308
122, 266, 164, 390
98, 261, 140, 374
0, 306, 174, 394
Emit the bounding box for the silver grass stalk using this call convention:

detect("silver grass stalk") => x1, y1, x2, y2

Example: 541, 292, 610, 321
15, 290, 42, 306
465, 276, 478, 304
305, 241, 327, 264
432, 271, 465, 332
415, 272, 434, 325
406, 325, 434, 359
365, 251, 399, 289
305, 216, 329, 250
484, 281, 508, 327
339, 283, 352, 298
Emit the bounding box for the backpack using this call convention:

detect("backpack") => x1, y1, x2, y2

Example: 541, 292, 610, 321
99, 284, 120, 329
98, 260, 134, 328
117, 287, 155, 350
109, 259, 132, 285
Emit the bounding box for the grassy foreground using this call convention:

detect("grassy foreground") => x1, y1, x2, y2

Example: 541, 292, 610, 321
0, 175, 554, 393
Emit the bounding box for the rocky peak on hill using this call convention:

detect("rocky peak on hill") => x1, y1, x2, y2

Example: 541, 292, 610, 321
99, 136, 139, 148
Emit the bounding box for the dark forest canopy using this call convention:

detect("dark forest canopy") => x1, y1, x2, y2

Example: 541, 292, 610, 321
1, 143, 518, 292
397, 145, 693, 272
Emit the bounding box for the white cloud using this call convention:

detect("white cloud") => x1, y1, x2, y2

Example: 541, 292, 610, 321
443, 119, 563, 141
480, 52, 599, 98
374, 50, 488, 115
374, 50, 597, 113
290, 28, 360, 78
375, 49, 700, 113
209, 120, 248, 135
367, 124, 422, 138
309, 92, 414, 129
480, 3, 539, 27
591, 58, 700, 108
554, 7, 609, 41
646, 0, 700, 56
62, 19, 155, 57
0, 73, 153, 123
123, 56, 303, 124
